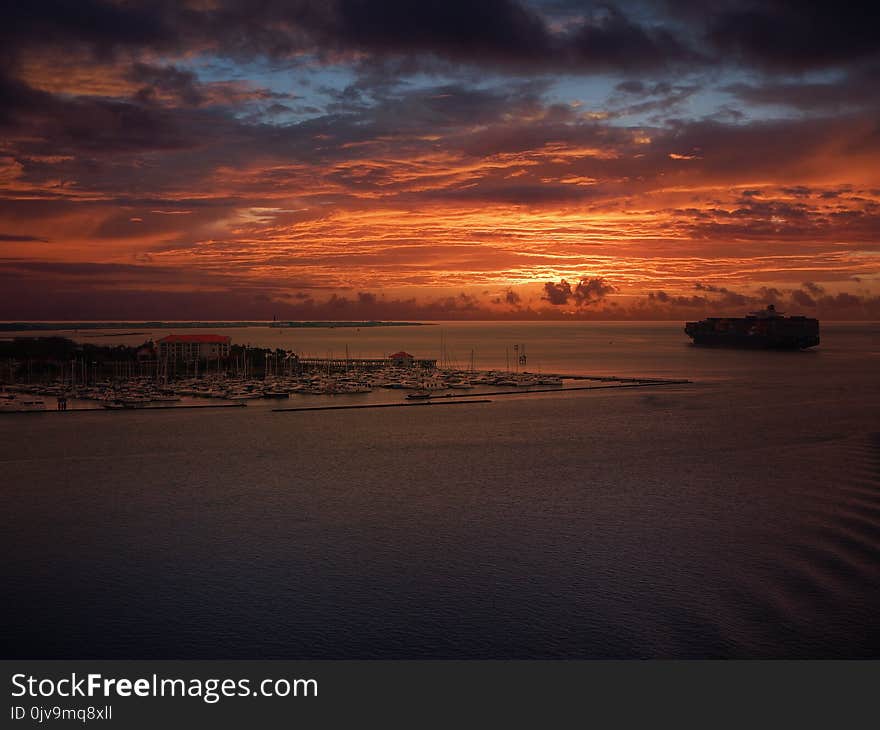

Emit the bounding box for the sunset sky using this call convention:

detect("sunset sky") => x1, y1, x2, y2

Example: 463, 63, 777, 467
1, 1, 878, 319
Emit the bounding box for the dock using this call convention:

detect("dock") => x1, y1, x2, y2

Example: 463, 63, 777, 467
425, 379, 692, 400
272, 399, 493, 413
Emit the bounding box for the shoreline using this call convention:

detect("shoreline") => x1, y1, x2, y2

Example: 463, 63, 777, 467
0, 320, 430, 332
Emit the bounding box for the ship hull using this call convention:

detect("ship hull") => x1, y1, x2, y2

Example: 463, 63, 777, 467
688, 333, 819, 349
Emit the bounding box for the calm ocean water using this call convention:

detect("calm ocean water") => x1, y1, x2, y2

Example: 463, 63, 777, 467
2, 322, 879, 658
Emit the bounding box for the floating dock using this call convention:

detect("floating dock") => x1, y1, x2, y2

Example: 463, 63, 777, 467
425, 379, 692, 400
272, 399, 493, 413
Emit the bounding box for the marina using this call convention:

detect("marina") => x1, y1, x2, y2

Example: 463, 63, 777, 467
0, 370, 692, 413
0, 332, 695, 413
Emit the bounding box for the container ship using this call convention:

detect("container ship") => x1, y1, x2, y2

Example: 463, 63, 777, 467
685, 305, 819, 349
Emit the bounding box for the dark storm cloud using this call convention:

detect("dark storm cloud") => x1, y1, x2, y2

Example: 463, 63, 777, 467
567, 5, 695, 71
3, 1, 878, 81
725, 64, 880, 113
128, 63, 204, 106
0, 71, 197, 152
0, 73, 52, 127
295, 0, 553, 66
573, 277, 617, 304
0, 1, 698, 74
58, 100, 196, 153
643, 284, 880, 319
698, 1, 880, 71
649, 290, 708, 307
543, 277, 615, 306
250, 0, 691, 72
4, 63, 880, 218
3, 3, 877, 159
693, 282, 747, 306
244, 0, 695, 72
543, 279, 573, 305
791, 289, 815, 307
1, 0, 174, 57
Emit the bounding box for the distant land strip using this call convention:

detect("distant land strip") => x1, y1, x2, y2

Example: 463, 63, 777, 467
0, 321, 429, 332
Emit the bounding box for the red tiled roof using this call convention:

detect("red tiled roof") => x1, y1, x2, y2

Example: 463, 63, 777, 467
158, 334, 231, 343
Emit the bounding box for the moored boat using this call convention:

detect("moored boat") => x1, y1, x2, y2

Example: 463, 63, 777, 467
0, 397, 46, 412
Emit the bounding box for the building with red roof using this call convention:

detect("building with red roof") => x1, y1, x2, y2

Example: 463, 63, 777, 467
389, 351, 415, 366
157, 334, 231, 361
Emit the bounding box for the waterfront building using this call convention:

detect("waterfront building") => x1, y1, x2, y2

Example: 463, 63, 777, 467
389, 351, 415, 367
157, 334, 231, 361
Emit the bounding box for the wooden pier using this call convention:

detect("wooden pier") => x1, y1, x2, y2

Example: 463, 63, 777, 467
297, 356, 437, 371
